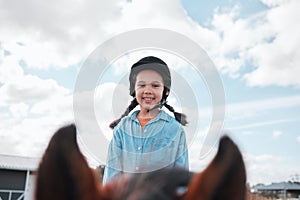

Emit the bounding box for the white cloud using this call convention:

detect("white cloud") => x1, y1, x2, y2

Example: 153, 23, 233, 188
0, 42, 73, 156
30, 94, 73, 116
209, 0, 300, 87
226, 95, 300, 121
0, 90, 73, 157
8, 0, 298, 89
0, 0, 220, 73
0, 115, 74, 157
1, 0, 299, 90
190, 142, 300, 185
0, 72, 72, 157
0, 50, 70, 107
242, 131, 255, 135
0, 75, 70, 106
272, 130, 282, 138
211, 6, 272, 53
0, 0, 126, 69
243, 0, 300, 87
71, 83, 130, 162
224, 95, 300, 131
0, 53, 73, 157
0, 51, 24, 83
188, 128, 218, 172
229, 119, 293, 130
260, 0, 292, 7
104, 0, 220, 52
244, 153, 299, 184
248, 154, 283, 163
9, 103, 29, 118
297, 135, 300, 143
210, 6, 274, 77
106, 0, 189, 31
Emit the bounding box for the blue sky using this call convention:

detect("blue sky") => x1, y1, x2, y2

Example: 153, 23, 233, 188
0, 0, 300, 185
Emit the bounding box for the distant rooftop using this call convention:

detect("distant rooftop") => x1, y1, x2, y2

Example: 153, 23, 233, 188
0, 152, 101, 171
254, 182, 300, 191
0, 154, 41, 171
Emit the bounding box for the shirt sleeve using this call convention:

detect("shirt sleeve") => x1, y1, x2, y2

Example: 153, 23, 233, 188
102, 128, 123, 185
174, 127, 189, 170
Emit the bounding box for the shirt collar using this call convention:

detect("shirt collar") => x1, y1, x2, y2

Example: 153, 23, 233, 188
130, 110, 170, 123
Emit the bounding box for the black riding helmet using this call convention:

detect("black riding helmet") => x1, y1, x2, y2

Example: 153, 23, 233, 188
129, 56, 171, 101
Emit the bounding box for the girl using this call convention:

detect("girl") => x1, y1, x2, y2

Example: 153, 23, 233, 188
103, 56, 189, 184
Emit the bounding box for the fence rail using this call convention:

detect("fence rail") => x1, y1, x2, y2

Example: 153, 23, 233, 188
0, 189, 24, 200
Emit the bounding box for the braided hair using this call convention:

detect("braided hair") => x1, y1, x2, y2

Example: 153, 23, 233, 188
109, 56, 188, 129
109, 98, 139, 129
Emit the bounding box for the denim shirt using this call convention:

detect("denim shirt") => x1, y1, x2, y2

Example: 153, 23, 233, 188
102, 110, 189, 184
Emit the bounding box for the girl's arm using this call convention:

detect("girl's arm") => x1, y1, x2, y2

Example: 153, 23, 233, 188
174, 129, 189, 170
102, 130, 123, 184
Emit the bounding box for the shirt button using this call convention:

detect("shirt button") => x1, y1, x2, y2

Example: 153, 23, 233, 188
144, 129, 147, 133
135, 166, 139, 171
138, 146, 142, 151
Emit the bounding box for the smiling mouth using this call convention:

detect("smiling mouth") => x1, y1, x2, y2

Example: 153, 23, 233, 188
142, 97, 155, 103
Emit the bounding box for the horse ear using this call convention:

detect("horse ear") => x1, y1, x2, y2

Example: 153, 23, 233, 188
35, 124, 104, 200
182, 135, 246, 200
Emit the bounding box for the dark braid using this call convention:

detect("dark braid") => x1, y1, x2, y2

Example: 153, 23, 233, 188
164, 102, 188, 126
109, 98, 139, 129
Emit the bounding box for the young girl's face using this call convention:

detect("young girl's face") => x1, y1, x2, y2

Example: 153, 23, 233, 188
135, 69, 165, 112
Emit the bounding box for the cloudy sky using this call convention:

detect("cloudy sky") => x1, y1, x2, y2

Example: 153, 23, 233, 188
1, 0, 300, 185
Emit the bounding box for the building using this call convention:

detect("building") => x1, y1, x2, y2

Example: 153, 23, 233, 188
253, 182, 300, 200
0, 153, 104, 200
0, 154, 40, 200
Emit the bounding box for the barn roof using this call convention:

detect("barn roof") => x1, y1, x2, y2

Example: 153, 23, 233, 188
0, 154, 40, 171
0, 152, 101, 172
254, 182, 300, 191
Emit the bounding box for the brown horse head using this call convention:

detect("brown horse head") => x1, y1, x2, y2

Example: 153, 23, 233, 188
35, 124, 246, 200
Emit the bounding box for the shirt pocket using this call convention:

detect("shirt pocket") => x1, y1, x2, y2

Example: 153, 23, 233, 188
149, 138, 176, 166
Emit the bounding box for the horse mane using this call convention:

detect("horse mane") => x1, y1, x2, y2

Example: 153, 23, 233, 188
35, 124, 246, 200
